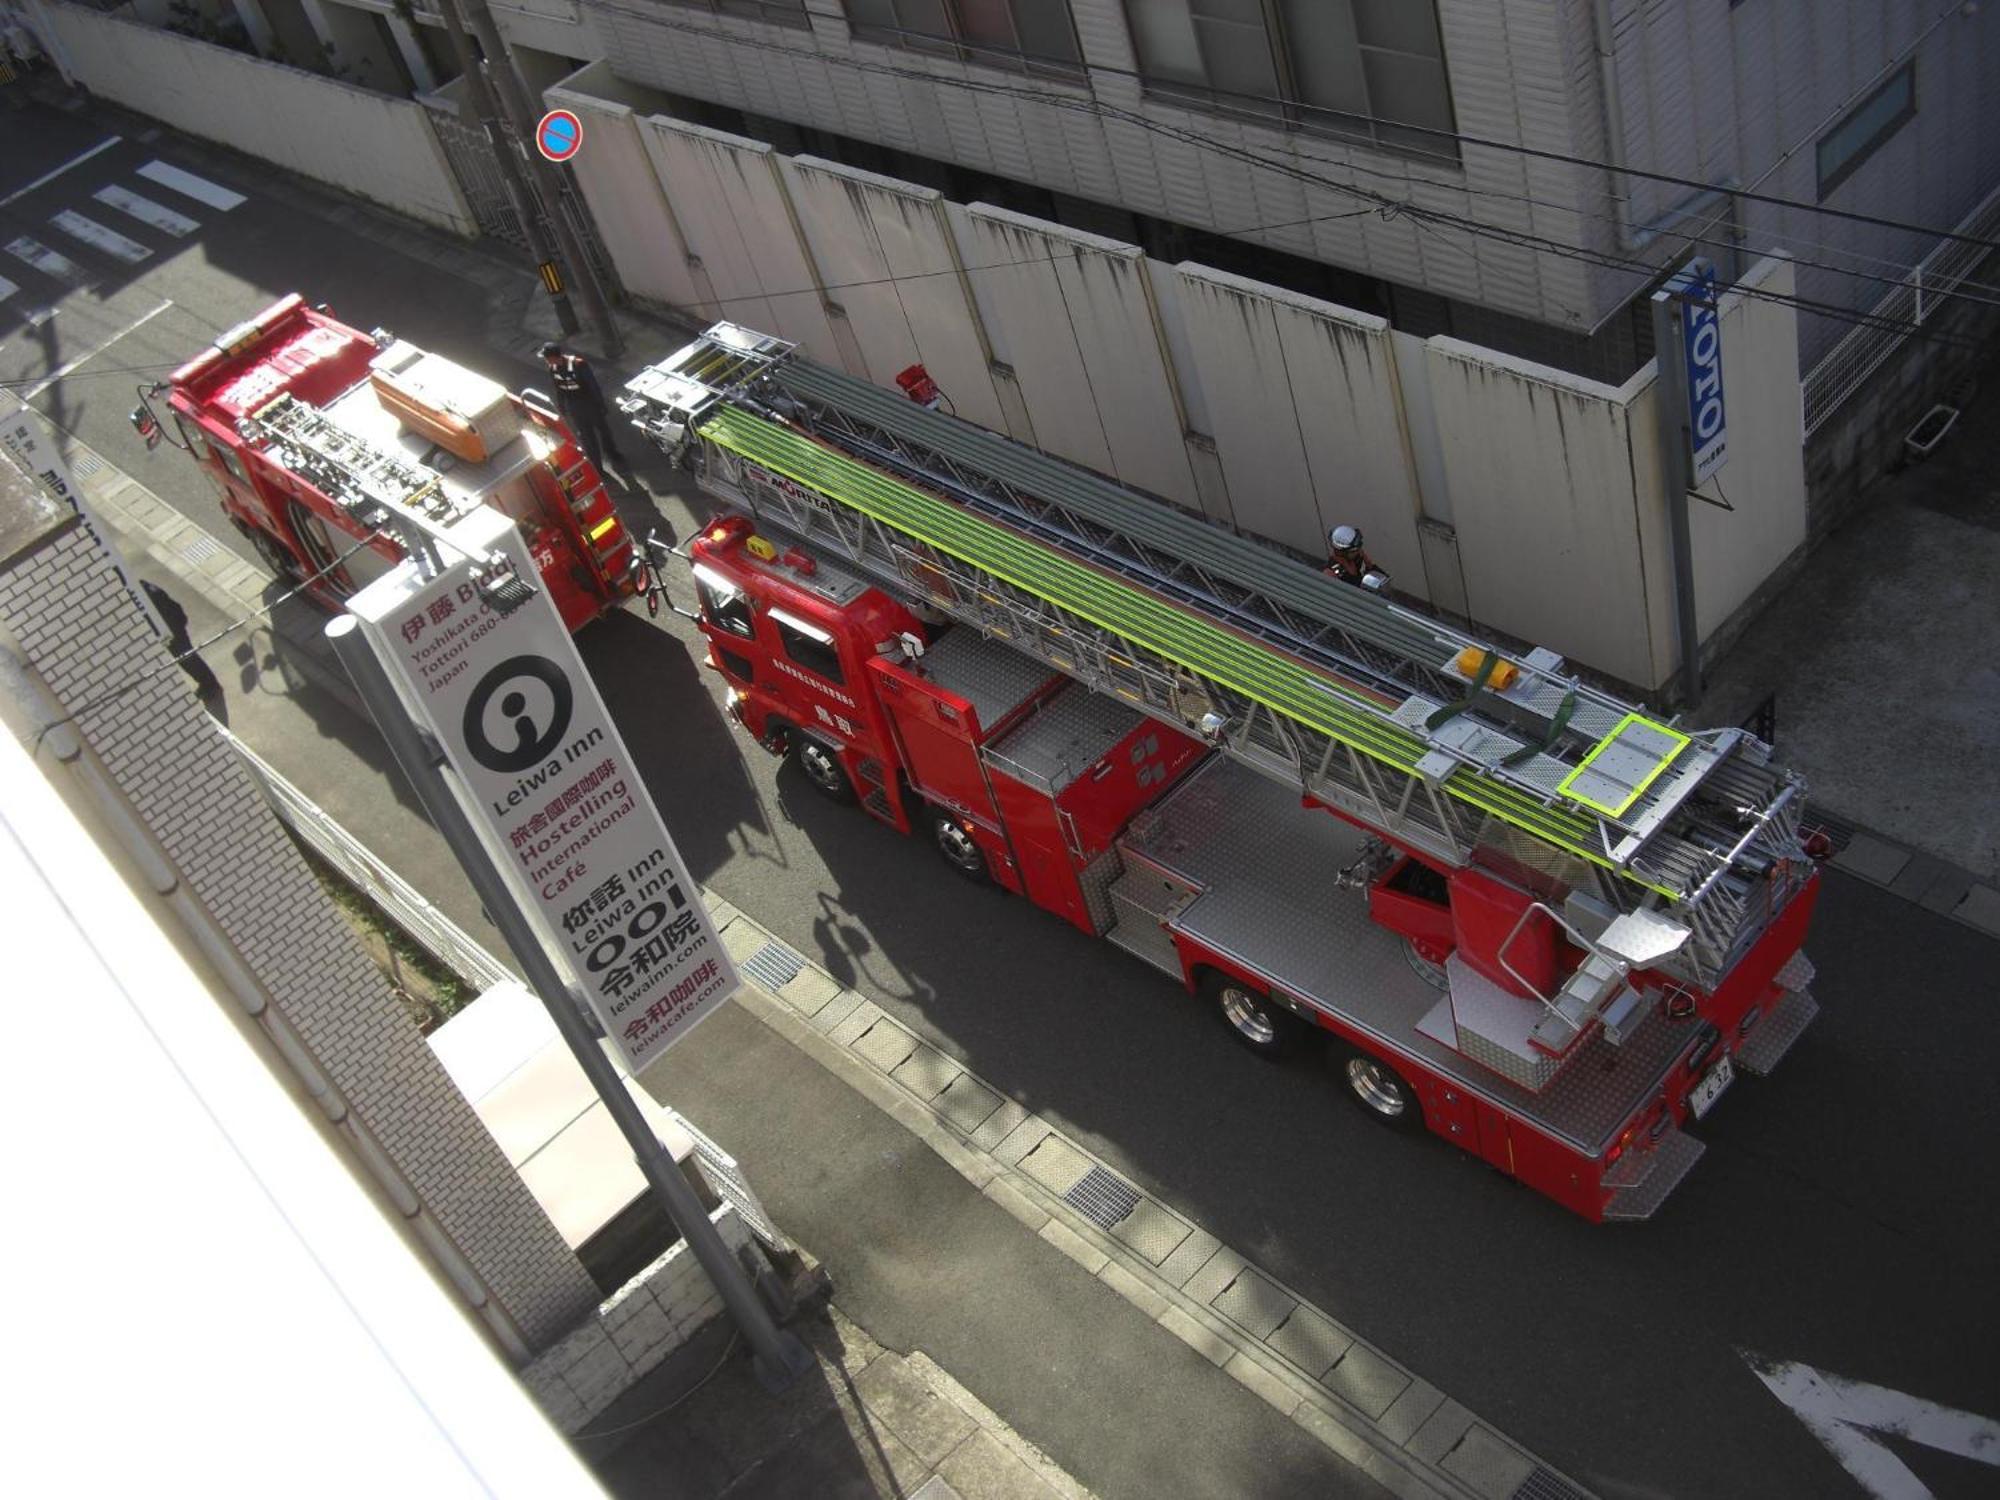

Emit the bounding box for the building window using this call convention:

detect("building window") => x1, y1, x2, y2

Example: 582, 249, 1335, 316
1123, 0, 1458, 161
845, 1, 1085, 78
1817, 64, 1915, 199
659, 0, 810, 29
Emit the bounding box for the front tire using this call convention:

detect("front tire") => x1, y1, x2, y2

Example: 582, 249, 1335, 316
794, 735, 855, 803
1338, 1049, 1423, 1132
931, 810, 989, 882
1203, 971, 1306, 1059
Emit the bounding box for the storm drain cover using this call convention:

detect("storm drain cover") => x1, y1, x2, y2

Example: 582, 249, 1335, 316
1064, 1165, 1142, 1231
1511, 1467, 1591, 1500
179, 532, 223, 565
740, 940, 806, 990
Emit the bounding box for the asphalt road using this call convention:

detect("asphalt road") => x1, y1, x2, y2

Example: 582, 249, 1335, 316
9, 92, 1998, 1500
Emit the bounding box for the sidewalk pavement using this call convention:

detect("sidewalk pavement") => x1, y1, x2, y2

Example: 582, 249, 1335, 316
581, 1305, 1095, 1500
1693, 353, 2000, 932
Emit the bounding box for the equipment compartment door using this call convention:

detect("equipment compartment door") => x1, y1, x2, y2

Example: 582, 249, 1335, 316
868, 658, 998, 820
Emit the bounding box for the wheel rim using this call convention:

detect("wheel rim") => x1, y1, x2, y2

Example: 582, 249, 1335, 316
1220, 986, 1276, 1046
800, 741, 844, 793
936, 819, 983, 873
1346, 1057, 1407, 1118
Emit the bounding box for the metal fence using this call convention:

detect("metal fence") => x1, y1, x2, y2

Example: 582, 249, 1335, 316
229, 730, 791, 1254
1803, 182, 2000, 438
229, 730, 517, 990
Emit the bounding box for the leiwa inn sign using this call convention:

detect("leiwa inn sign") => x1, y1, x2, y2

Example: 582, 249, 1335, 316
351, 508, 737, 1072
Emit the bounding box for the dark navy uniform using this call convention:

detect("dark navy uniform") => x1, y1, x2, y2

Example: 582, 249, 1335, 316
540, 343, 624, 476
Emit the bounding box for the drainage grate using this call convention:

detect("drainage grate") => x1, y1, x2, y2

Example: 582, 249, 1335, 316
1511, 1467, 1592, 1500
1064, 1165, 1142, 1231
740, 940, 806, 990
70, 451, 104, 478
179, 533, 223, 565
1801, 801, 1859, 857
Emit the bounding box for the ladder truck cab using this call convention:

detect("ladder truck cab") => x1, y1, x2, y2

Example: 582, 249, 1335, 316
624, 324, 1825, 1224
143, 295, 636, 630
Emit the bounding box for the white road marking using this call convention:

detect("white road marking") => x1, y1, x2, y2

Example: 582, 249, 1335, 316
136, 160, 246, 212
21, 298, 175, 400
6, 237, 87, 284
0, 136, 123, 207
93, 185, 199, 238
0, 275, 17, 305
51, 210, 153, 265
1744, 1351, 2000, 1499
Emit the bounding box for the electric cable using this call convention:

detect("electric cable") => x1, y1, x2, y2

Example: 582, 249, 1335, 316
569, 1330, 743, 1440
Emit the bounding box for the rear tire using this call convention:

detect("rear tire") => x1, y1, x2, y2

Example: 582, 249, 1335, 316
1337, 1048, 1423, 1132
1203, 971, 1306, 1059
249, 527, 302, 582
931, 810, 989, 882
794, 735, 855, 804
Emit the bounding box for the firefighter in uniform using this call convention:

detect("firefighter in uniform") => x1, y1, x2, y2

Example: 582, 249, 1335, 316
1324, 525, 1386, 589
539, 342, 625, 479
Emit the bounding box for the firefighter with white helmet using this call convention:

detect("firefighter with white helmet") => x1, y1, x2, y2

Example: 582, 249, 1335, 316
1325, 525, 1389, 591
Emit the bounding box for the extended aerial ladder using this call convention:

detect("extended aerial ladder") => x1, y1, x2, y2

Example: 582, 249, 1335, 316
621, 325, 1815, 1057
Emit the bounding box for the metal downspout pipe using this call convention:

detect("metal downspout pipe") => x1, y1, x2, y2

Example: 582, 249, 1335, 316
0, 645, 534, 1365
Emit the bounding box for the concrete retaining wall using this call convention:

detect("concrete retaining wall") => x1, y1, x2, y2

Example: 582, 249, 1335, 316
42, 2, 475, 237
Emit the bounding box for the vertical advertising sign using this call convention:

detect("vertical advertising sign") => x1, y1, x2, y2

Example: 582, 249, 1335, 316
349, 508, 737, 1072
1678, 261, 1727, 485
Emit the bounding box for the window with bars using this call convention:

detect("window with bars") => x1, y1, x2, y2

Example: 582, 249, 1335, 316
844, 0, 1085, 78
1123, 0, 1458, 161
657, 0, 811, 29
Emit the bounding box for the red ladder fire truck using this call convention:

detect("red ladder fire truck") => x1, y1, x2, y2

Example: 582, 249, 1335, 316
136, 295, 636, 630
621, 324, 1824, 1223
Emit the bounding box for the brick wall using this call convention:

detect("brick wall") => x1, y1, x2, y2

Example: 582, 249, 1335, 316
0, 516, 601, 1351
520, 1204, 754, 1434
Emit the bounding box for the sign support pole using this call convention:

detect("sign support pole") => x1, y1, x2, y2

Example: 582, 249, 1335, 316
1651, 288, 1704, 710
327, 614, 812, 1392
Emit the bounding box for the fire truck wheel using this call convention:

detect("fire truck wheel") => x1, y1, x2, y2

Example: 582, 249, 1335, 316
930, 811, 989, 882
249, 528, 302, 582
1338, 1050, 1423, 1132
794, 735, 856, 803
1203, 971, 1305, 1059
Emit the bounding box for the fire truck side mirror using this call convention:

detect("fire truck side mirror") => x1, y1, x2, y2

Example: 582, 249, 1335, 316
1361, 568, 1391, 593
129, 404, 163, 450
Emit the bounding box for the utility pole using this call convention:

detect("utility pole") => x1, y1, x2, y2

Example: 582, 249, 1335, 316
450, 0, 622, 357
433, 0, 580, 340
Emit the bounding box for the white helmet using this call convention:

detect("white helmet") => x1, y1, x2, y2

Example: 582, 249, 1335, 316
1328, 525, 1362, 552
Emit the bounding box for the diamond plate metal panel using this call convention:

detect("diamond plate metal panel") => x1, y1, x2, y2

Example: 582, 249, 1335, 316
1017, 1133, 1092, 1195
1110, 1196, 1194, 1266
1735, 987, 1818, 1077
852, 1017, 920, 1073
1266, 1306, 1354, 1380
918, 626, 1053, 731
986, 686, 1146, 795
1602, 1127, 1705, 1220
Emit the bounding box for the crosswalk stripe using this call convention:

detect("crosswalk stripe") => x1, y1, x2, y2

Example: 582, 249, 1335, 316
136, 160, 245, 212
51, 210, 153, 265
5, 237, 86, 284
0, 274, 17, 305
0, 136, 122, 207
93, 185, 199, 238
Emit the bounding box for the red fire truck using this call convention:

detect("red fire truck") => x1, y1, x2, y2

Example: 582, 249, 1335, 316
136, 294, 635, 630
622, 324, 1824, 1222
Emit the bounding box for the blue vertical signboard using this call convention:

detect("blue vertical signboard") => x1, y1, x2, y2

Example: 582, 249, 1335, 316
1679, 261, 1727, 484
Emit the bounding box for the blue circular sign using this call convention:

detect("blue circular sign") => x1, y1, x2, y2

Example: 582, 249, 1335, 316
536, 109, 583, 163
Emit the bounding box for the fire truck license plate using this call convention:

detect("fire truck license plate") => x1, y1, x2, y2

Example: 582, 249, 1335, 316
1689, 1054, 1735, 1119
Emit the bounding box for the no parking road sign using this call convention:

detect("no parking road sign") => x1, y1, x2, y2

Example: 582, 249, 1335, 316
536, 109, 583, 163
